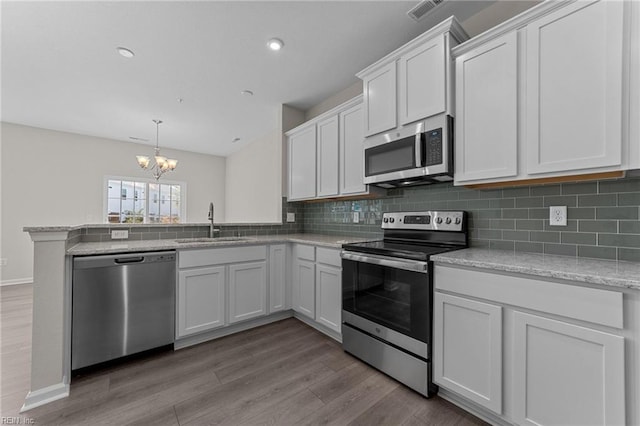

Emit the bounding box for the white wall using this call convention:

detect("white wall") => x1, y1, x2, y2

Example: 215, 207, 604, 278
0, 122, 226, 284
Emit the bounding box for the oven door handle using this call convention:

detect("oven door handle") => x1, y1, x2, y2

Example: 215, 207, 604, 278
340, 251, 429, 273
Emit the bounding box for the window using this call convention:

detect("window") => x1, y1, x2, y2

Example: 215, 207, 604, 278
106, 178, 185, 224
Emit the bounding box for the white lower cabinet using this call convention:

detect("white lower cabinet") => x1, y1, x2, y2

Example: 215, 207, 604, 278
293, 257, 315, 319
433, 292, 502, 414
315, 252, 342, 333
228, 261, 267, 324
268, 244, 287, 313
177, 266, 226, 337
434, 265, 627, 426
513, 312, 625, 426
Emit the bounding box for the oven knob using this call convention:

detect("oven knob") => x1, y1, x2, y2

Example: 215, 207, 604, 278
383, 217, 388, 223
445, 217, 452, 224
436, 217, 443, 224
389, 218, 395, 223
455, 217, 462, 225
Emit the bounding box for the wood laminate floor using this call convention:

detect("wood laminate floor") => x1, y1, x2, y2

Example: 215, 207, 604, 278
1, 284, 487, 425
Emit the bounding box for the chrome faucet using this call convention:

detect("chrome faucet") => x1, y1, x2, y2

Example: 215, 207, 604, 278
208, 202, 219, 238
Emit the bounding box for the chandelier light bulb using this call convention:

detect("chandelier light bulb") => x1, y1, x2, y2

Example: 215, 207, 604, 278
135, 119, 178, 180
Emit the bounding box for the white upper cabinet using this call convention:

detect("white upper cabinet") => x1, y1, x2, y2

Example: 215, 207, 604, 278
454, 32, 518, 183
452, 0, 631, 186
526, 0, 624, 175
316, 115, 340, 197
357, 17, 468, 138
362, 62, 397, 137
398, 36, 446, 125
630, 0, 640, 170
288, 124, 316, 201
339, 102, 366, 195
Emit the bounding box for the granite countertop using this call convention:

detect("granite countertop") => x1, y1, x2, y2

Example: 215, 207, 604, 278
432, 248, 640, 290
66, 233, 370, 255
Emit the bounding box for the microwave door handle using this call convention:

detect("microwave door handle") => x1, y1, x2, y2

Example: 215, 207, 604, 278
340, 251, 429, 273
415, 133, 422, 167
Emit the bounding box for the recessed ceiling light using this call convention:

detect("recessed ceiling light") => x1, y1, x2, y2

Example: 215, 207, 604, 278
177, 98, 184, 103
267, 38, 284, 51
232, 138, 241, 143
240, 90, 254, 96
116, 47, 135, 58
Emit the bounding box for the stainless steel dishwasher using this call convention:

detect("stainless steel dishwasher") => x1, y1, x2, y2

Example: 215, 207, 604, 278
72, 251, 176, 370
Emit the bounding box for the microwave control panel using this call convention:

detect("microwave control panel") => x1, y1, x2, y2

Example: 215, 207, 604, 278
424, 128, 443, 166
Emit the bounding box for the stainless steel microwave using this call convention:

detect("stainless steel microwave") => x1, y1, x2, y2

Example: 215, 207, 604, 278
363, 115, 453, 188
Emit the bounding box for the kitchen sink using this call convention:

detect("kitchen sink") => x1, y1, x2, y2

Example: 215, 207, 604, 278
174, 237, 252, 243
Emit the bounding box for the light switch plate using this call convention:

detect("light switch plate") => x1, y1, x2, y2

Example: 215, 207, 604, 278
111, 230, 129, 239
353, 212, 359, 223
549, 206, 567, 226
286, 213, 295, 223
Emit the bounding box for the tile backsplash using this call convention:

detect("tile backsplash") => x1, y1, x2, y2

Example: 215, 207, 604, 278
299, 176, 640, 262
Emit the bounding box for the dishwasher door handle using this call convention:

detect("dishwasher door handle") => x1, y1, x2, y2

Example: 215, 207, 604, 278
114, 256, 145, 264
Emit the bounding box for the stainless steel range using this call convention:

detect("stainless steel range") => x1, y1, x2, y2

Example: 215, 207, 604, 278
341, 210, 468, 397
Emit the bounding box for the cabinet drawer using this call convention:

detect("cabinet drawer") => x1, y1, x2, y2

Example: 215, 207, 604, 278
295, 244, 315, 261
316, 247, 341, 268
434, 265, 623, 329
179, 245, 267, 269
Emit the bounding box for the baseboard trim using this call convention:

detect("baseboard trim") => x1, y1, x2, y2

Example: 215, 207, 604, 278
438, 387, 513, 426
174, 310, 294, 350
293, 312, 342, 343
20, 382, 70, 413
1, 277, 33, 286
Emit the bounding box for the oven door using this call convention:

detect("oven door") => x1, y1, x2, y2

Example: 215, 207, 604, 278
341, 251, 432, 357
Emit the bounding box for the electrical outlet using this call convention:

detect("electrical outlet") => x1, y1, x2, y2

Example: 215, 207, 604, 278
549, 206, 567, 226
111, 230, 129, 239
352, 212, 360, 223
0, 258, 7, 267
286, 213, 295, 223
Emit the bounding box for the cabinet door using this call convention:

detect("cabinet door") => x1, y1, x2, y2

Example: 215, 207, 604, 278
177, 266, 225, 337
630, 0, 640, 170
362, 62, 397, 137
526, 0, 624, 175
293, 258, 315, 319
398, 36, 446, 125
269, 244, 287, 313
513, 312, 625, 426
316, 115, 339, 197
315, 264, 342, 333
228, 261, 267, 324
339, 102, 366, 195
288, 124, 316, 200
454, 32, 518, 183
433, 292, 503, 414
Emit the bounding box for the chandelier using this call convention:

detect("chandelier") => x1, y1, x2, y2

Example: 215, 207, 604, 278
136, 119, 178, 180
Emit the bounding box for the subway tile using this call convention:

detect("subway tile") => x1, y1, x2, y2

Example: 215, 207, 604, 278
567, 207, 596, 220
478, 189, 503, 199
596, 207, 639, 220
561, 232, 596, 245
578, 245, 617, 260
515, 197, 543, 208
530, 184, 561, 196
577, 194, 617, 207
467, 199, 493, 209
87, 227, 112, 235
489, 199, 515, 209
619, 221, 640, 234
618, 248, 640, 262
543, 195, 577, 207
502, 209, 529, 219
471, 219, 491, 229
471, 239, 491, 248
490, 219, 515, 230
476, 209, 503, 219
544, 243, 577, 257
516, 220, 544, 231
447, 200, 469, 209
502, 230, 530, 241
578, 220, 617, 233
561, 181, 598, 195
515, 241, 544, 253
502, 187, 530, 198
490, 240, 515, 251
598, 233, 640, 248
618, 193, 640, 206
530, 231, 560, 243
528, 208, 549, 219
478, 229, 503, 239
598, 178, 640, 193
81, 234, 102, 243
457, 190, 481, 200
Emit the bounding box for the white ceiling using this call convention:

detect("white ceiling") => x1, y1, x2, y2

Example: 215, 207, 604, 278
1, 1, 536, 157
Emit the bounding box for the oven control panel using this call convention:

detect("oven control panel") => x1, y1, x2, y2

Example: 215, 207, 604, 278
382, 211, 465, 231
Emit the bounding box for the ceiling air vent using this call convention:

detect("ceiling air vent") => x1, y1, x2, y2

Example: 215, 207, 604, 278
407, 0, 446, 22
